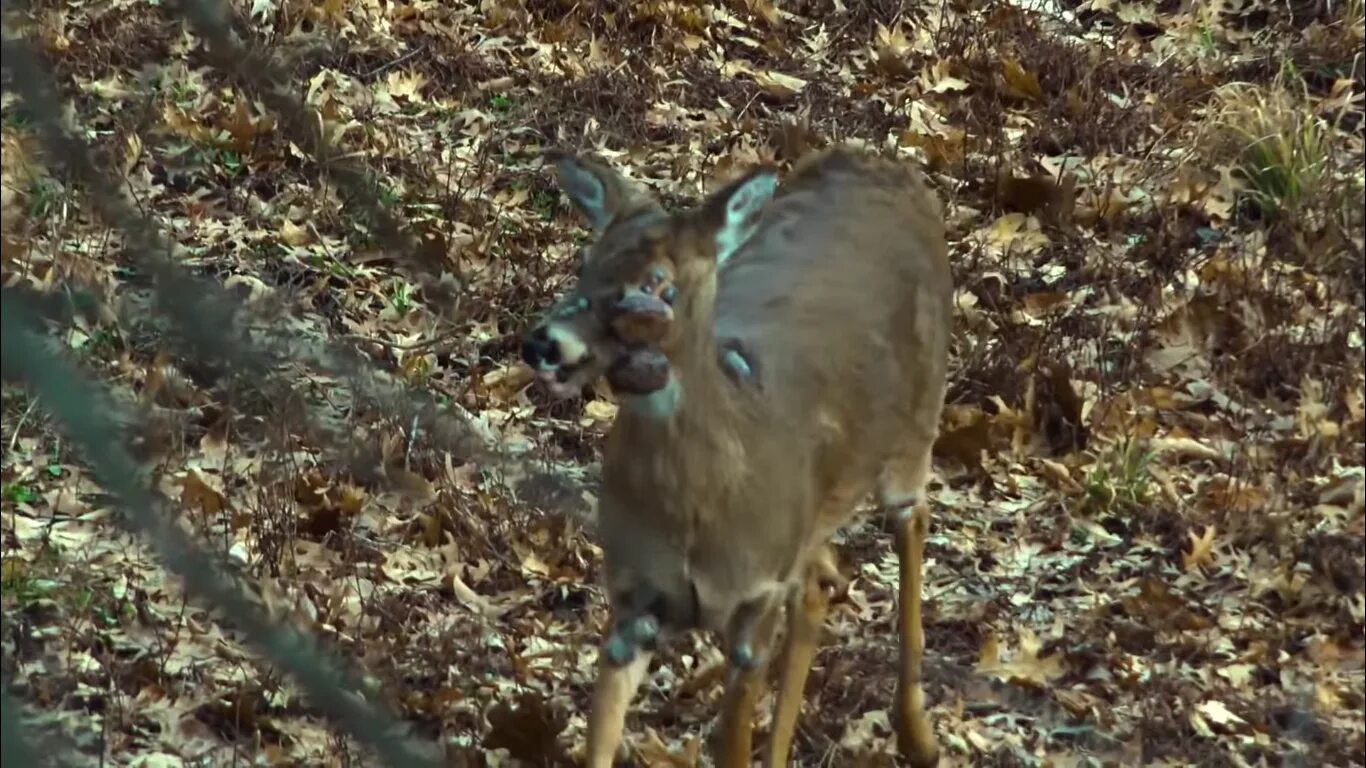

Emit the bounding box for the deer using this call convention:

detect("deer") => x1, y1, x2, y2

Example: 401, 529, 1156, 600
521, 146, 953, 768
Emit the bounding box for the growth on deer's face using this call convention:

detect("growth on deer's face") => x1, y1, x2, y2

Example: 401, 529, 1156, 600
524, 147, 953, 768
521, 152, 775, 401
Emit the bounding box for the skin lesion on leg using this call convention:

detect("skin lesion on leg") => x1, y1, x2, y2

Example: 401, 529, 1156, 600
713, 604, 781, 768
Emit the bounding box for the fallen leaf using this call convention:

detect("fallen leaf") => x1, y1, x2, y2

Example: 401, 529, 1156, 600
178, 470, 227, 518
482, 692, 568, 763
1183, 524, 1218, 572
1197, 699, 1246, 729
1001, 56, 1043, 101
754, 70, 806, 100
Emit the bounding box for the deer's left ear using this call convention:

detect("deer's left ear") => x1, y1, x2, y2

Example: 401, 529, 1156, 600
699, 167, 778, 265
549, 151, 654, 233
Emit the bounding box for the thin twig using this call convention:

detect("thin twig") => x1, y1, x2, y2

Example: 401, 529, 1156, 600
7, 397, 39, 453
361, 44, 428, 81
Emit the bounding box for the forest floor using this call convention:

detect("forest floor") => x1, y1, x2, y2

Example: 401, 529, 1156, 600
2, 0, 1363, 766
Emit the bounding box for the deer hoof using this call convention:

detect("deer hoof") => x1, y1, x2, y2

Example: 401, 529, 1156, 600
899, 737, 940, 768
894, 704, 940, 768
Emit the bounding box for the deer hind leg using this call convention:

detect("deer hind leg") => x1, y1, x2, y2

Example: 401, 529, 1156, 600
879, 443, 940, 768
585, 647, 653, 768
713, 600, 782, 768
766, 546, 846, 768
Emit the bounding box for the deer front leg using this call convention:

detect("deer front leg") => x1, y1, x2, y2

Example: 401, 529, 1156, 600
892, 498, 939, 768
714, 600, 781, 768
586, 580, 668, 766
766, 548, 846, 768
585, 648, 653, 768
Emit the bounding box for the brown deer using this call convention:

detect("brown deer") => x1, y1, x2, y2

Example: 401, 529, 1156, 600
522, 146, 952, 768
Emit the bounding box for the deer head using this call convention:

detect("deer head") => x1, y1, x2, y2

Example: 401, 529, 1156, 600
522, 151, 777, 399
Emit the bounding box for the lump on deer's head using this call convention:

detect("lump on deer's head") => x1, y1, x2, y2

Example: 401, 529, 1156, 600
607, 346, 672, 395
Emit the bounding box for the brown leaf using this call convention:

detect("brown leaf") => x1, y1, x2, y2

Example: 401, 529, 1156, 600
482, 692, 568, 763
1124, 577, 1212, 631
976, 628, 1065, 689
933, 412, 991, 469
1001, 57, 1043, 101
995, 170, 1075, 225
1199, 476, 1266, 514
770, 117, 821, 162
754, 70, 807, 101
1054, 688, 1099, 718
900, 128, 966, 170
1182, 524, 1218, 573
224, 100, 268, 153
1034, 360, 1088, 456
178, 470, 227, 518
635, 728, 701, 767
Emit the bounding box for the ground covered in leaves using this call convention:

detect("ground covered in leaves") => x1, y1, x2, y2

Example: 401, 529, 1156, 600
2, 0, 1364, 766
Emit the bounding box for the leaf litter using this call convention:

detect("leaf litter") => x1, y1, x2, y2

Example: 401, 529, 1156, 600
2, 0, 1363, 766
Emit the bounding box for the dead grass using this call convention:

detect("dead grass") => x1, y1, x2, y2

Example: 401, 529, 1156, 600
1193, 55, 1365, 308
1207, 71, 1340, 216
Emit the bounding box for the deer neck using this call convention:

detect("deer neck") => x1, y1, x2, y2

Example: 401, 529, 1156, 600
610, 272, 749, 513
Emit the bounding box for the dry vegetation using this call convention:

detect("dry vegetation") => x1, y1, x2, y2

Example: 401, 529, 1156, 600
2, 0, 1364, 766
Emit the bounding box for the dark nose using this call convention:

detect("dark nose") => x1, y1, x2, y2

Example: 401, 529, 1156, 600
522, 325, 558, 368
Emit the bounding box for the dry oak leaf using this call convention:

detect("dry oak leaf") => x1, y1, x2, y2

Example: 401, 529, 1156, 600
976, 628, 1064, 689
921, 60, 969, 93
754, 70, 807, 101
1182, 524, 1218, 572
1191, 699, 1247, 737
635, 727, 701, 767
178, 470, 227, 517
970, 213, 1050, 256
1001, 56, 1043, 101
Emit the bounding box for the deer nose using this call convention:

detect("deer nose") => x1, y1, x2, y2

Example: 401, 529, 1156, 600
522, 325, 560, 369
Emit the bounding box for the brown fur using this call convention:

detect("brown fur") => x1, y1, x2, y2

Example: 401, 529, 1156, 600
525, 146, 952, 767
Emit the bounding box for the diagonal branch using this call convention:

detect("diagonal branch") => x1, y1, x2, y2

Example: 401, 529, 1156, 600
0, 290, 443, 768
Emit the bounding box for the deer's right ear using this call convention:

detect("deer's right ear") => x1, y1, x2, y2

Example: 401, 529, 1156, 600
549, 152, 634, 232
700, 166, 778, 265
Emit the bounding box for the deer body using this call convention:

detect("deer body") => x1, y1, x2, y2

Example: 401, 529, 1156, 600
523, 148, 951, 768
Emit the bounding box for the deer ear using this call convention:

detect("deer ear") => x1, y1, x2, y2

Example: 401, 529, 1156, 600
701, 167, 778, 265
549, 151, 647, 232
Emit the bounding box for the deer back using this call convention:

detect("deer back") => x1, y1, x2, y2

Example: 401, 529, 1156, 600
706, 149, 952, 524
